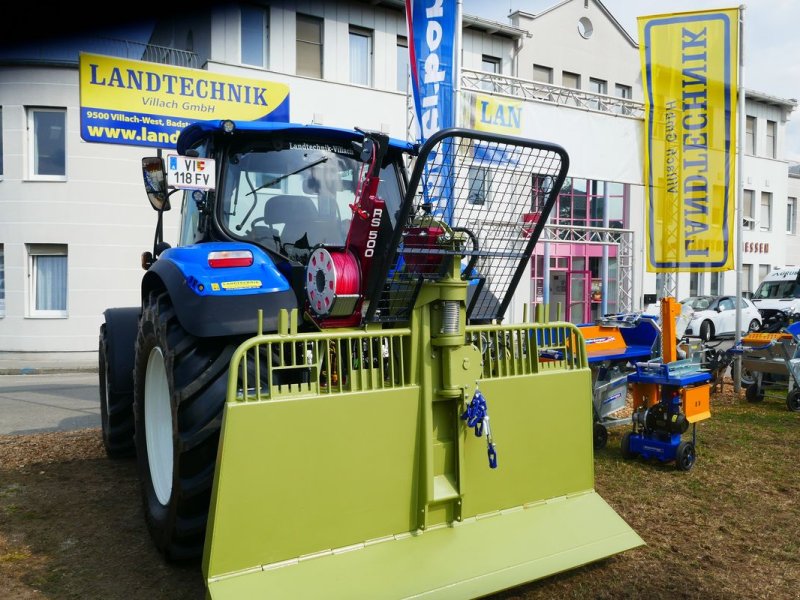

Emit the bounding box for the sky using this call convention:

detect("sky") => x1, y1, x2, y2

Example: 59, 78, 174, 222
462, 0, 800, 161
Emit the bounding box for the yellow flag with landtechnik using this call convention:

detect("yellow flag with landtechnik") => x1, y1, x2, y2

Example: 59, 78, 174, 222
639, 8, 739, 273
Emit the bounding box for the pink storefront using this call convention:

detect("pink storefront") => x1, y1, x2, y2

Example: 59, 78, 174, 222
529, 178, 629, 324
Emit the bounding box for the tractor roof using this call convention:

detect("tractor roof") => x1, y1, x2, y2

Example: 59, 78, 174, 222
177, 120, 416, 155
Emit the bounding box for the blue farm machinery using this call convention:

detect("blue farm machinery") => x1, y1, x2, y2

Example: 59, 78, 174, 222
622, 298, 712, 471
99, 120, 642, 598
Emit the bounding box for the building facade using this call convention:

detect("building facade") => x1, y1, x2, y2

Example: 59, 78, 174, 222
0, 0, 797, 355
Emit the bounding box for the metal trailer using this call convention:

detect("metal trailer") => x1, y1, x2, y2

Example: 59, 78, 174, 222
579, 314, 661, 449
730, 321, 800, 411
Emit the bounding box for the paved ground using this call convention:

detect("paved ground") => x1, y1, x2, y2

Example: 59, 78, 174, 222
0, 372, 100, 435
0, 351, 97, 375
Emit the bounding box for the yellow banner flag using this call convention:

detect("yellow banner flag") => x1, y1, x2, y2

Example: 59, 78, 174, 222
639, 8, 739, 272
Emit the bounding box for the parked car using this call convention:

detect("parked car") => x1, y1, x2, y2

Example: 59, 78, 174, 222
680, 295, 762, 342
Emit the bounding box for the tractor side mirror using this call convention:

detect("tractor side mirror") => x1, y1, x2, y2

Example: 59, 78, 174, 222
142, 157, 171, 212
351, 138, 375, 163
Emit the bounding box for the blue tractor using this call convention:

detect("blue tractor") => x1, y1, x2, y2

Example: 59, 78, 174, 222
98, 120, 418, 560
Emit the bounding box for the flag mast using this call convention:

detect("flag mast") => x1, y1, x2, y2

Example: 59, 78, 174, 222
734, 5, 746, 393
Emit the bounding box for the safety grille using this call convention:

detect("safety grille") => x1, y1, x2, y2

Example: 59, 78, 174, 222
366, 128, 568, 325
226, 321, 587, 403
465, 322, 587, 379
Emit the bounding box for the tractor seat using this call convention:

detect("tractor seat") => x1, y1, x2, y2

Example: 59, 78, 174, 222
263, 195, 319, 250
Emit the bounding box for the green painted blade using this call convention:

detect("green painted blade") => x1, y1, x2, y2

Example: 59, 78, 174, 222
206, 490, 643, 599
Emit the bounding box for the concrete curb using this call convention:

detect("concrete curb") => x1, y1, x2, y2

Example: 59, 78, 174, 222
0, 366, 99, 376
0, 352, 99, 376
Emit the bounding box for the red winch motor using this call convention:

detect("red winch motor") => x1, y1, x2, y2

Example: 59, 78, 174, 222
304, 130, 390, 328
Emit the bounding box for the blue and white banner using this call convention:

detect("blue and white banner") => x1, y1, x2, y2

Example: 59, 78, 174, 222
406, 0, 459, 222
406, 0, 458, 141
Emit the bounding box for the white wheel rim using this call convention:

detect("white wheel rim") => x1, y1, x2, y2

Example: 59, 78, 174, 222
144, 347, 173, 506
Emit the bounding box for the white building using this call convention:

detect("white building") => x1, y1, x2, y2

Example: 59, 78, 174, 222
0, 0, 796, 355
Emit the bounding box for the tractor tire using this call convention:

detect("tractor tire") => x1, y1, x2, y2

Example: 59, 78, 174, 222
745, 382, 764, 403
133, 290, 238, 562
787, 389, 800, 412
699, 320, 714, 343
675, 441, 696, 472
99, 322, 136, 458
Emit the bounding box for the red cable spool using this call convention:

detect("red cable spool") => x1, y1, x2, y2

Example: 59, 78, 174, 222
305, 247, 361, 317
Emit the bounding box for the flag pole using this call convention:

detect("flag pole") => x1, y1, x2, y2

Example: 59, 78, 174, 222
455, 0, 463, 127
734, 5, 745, 393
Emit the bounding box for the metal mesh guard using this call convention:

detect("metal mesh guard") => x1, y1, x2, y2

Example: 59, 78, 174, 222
368, 129, 568, 324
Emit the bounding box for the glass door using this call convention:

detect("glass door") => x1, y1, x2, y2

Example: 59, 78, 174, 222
566, 269, 591, 324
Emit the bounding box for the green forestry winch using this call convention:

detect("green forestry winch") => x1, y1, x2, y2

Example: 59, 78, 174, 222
98, 121, 643, 598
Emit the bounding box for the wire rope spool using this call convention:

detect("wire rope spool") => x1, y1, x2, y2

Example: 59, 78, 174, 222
305, 247, 361, 317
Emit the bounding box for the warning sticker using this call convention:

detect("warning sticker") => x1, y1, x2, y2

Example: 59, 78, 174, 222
221, 280, 262, 290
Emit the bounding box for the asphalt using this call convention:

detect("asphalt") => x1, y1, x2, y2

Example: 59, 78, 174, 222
0, 351, 98, 375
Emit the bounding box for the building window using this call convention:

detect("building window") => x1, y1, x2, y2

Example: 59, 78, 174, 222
577, 17, 594, 39
615, 83, 632, 99
481, 55, 500, 91
467, 166, 491, 205
531, 174, 554, 212
27, 244, 68, 318
742, 189, 755, 230
766, 120, 776, 159
742, 264, 752, 294
533, 64, 553, 84
745, 115, 755, 155
0, 244, 4, 317
614, 84, 632, 114
589, 77, 607, 95
788, 197, 797, 234
562, 71, 580, 89
296, 13, 323, 79
28, 108, 66, 180
349, 26, 373, 86
710, 271, 722, 296
241, 4, 268, 67
589, 78, 607, 110
482, 55, 500, 74
0, 106, 4, 178
758, 264, 770, 284
396, 35, 409, 92
760, 191, 772, 231
689, 272, 700, 296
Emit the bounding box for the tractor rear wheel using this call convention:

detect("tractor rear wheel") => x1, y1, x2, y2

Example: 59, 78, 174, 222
133, 290, 237, 562
99, 323, 136, 458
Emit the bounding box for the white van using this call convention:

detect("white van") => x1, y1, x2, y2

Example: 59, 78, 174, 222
751, 266, 800, 325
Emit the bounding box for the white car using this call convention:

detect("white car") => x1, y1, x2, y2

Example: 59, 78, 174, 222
680, 295, 762, 342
